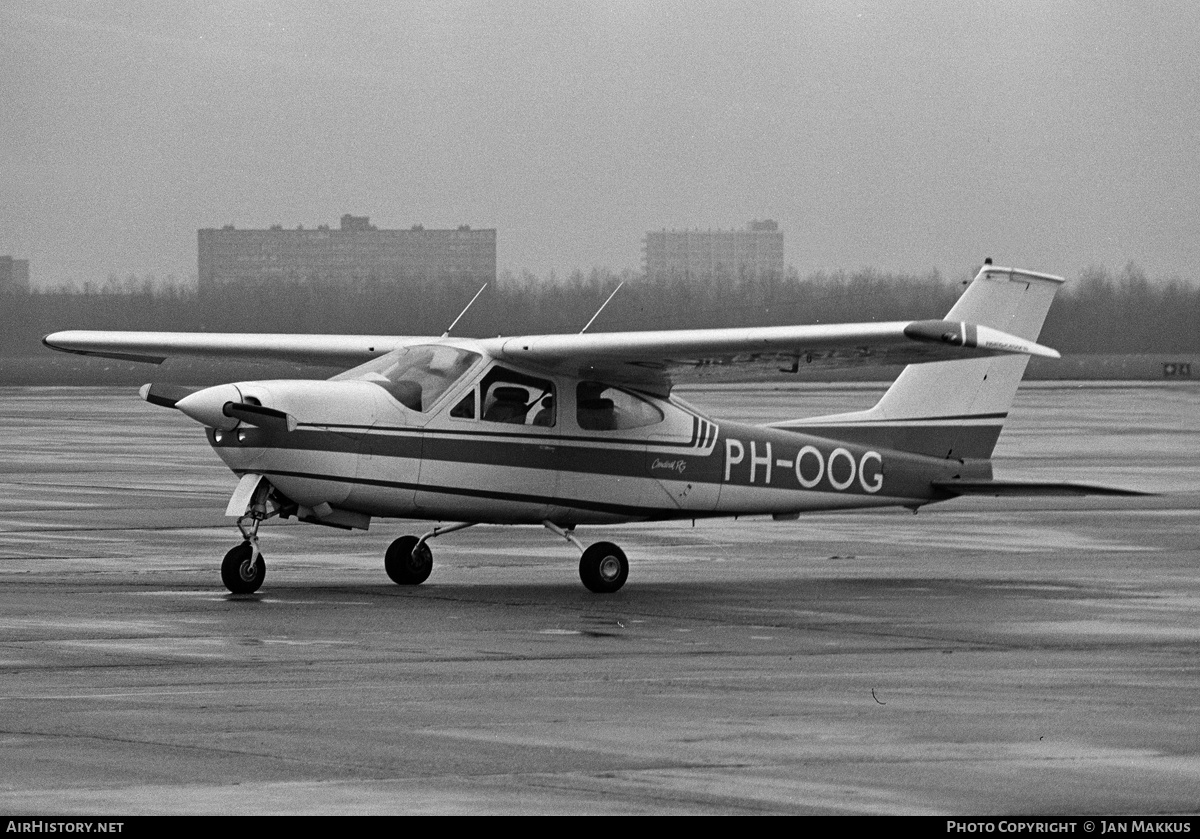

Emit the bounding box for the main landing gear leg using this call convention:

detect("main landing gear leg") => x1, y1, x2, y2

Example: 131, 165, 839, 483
221, 481, 276, 594
543, 521, 629, 594
384, 522, 476, 586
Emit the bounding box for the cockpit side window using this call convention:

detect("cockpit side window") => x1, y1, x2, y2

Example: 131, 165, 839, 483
576, 382, 664, 431
349, 345, 481, 412
449, 391, 476, 419
468, 367, 556, 427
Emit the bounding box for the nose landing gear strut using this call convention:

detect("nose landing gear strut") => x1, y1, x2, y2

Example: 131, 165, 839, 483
221, 476, 280, 594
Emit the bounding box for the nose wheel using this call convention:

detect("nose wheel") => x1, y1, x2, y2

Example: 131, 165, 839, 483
222, 477, 275, 594
221, 541, 266, 594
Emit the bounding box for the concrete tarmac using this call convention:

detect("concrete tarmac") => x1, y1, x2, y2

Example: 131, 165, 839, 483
0, 384, 1197, 815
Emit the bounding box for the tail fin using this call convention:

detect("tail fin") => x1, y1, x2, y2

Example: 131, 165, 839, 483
778, 264, 1065, 460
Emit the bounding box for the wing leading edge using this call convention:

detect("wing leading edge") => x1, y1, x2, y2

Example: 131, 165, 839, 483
491, 319, 1059, 391
44, 318, 1057, 387
42, 331, 416, 367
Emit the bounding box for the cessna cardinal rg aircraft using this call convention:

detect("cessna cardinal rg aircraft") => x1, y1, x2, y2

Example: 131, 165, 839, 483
44, 263, 1140, 595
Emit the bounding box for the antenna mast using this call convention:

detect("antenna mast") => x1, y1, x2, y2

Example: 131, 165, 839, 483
442, 283, 488, 338
580, 281, 624, 334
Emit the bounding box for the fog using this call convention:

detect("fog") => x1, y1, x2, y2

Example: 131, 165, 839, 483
3, 2, 1200, 289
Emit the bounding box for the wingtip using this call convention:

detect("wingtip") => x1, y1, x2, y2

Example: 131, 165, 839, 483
40, 332, 167, 364
905, 320, 1060, 359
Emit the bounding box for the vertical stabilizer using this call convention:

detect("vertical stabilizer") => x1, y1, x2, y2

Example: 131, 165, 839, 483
777, 265, 1065, 460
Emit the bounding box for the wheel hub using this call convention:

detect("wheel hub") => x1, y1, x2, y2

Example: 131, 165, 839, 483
598, 555, 622, 582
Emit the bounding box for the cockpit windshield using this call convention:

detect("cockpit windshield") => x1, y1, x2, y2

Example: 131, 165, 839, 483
348, 345, 481, 411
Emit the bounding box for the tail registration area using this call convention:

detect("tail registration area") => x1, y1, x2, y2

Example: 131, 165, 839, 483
722, 436, 884, 494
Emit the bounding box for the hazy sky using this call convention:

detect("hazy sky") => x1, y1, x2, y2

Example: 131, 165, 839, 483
3, 1, 1198, 288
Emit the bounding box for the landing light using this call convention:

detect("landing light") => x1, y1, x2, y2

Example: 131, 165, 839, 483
237, 429, 249, 443
213, 430, 224, 443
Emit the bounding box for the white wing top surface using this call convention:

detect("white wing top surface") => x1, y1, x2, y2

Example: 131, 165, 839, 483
42, 331, 417, 367
486, 320, 1058, 390
44, 318, 1058, 390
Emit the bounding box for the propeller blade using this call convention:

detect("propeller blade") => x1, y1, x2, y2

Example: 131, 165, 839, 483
138, 382, 198, 409
223, 402, 299, 432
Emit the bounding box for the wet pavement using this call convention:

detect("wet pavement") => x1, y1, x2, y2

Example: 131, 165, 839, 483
0, 383, 1197, 814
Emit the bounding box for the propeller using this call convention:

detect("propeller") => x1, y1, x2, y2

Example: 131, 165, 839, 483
138, 382, 198, 409
140, 382, 297, 432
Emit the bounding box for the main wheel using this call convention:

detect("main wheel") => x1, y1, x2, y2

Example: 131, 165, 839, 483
385, 535, 433, 585
579, 542, 628, 593
221, 541, 265, 594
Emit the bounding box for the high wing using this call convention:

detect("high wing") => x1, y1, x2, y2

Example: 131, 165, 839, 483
485, 319, 1059, 392
42, 331, 416, 367
44, 318, 1057, 391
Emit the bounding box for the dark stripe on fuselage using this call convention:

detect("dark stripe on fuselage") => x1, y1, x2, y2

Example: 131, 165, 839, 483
782, 424, 1002, 460
295, 417, 710, 448
779, 414, 1007, 460
220, 425, 709, 480
293, 421, 710, 449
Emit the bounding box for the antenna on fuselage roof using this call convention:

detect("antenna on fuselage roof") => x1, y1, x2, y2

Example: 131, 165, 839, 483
442, 283, 489, 338
579, 281, 624, 334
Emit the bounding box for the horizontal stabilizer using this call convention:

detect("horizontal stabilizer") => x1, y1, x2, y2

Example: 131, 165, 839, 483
932, 480, 1151, 498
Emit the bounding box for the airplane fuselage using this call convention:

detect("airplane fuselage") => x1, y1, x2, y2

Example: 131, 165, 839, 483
200, 375, 974, 530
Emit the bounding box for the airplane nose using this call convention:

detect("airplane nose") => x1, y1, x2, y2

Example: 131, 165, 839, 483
174, 383, 243, 430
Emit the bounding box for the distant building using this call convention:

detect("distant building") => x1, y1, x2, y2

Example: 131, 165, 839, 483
643, 220, 784, 280
0, 256, 30, 292
198, 214, 496, 294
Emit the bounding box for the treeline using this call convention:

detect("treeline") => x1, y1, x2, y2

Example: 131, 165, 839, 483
3, 263, 1197, 355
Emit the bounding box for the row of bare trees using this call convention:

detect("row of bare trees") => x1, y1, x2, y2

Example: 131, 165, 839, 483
3, 263, 1197, 355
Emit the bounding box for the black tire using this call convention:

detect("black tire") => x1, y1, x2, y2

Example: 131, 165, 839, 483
221, 541, 265, 594
385, 535, 433, 585
579, 542, 628, 593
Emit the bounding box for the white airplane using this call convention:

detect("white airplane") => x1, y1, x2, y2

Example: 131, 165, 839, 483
43, 263, 1140, 595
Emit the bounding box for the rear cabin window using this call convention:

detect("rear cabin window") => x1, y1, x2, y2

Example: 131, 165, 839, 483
576, 382, 664, 431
